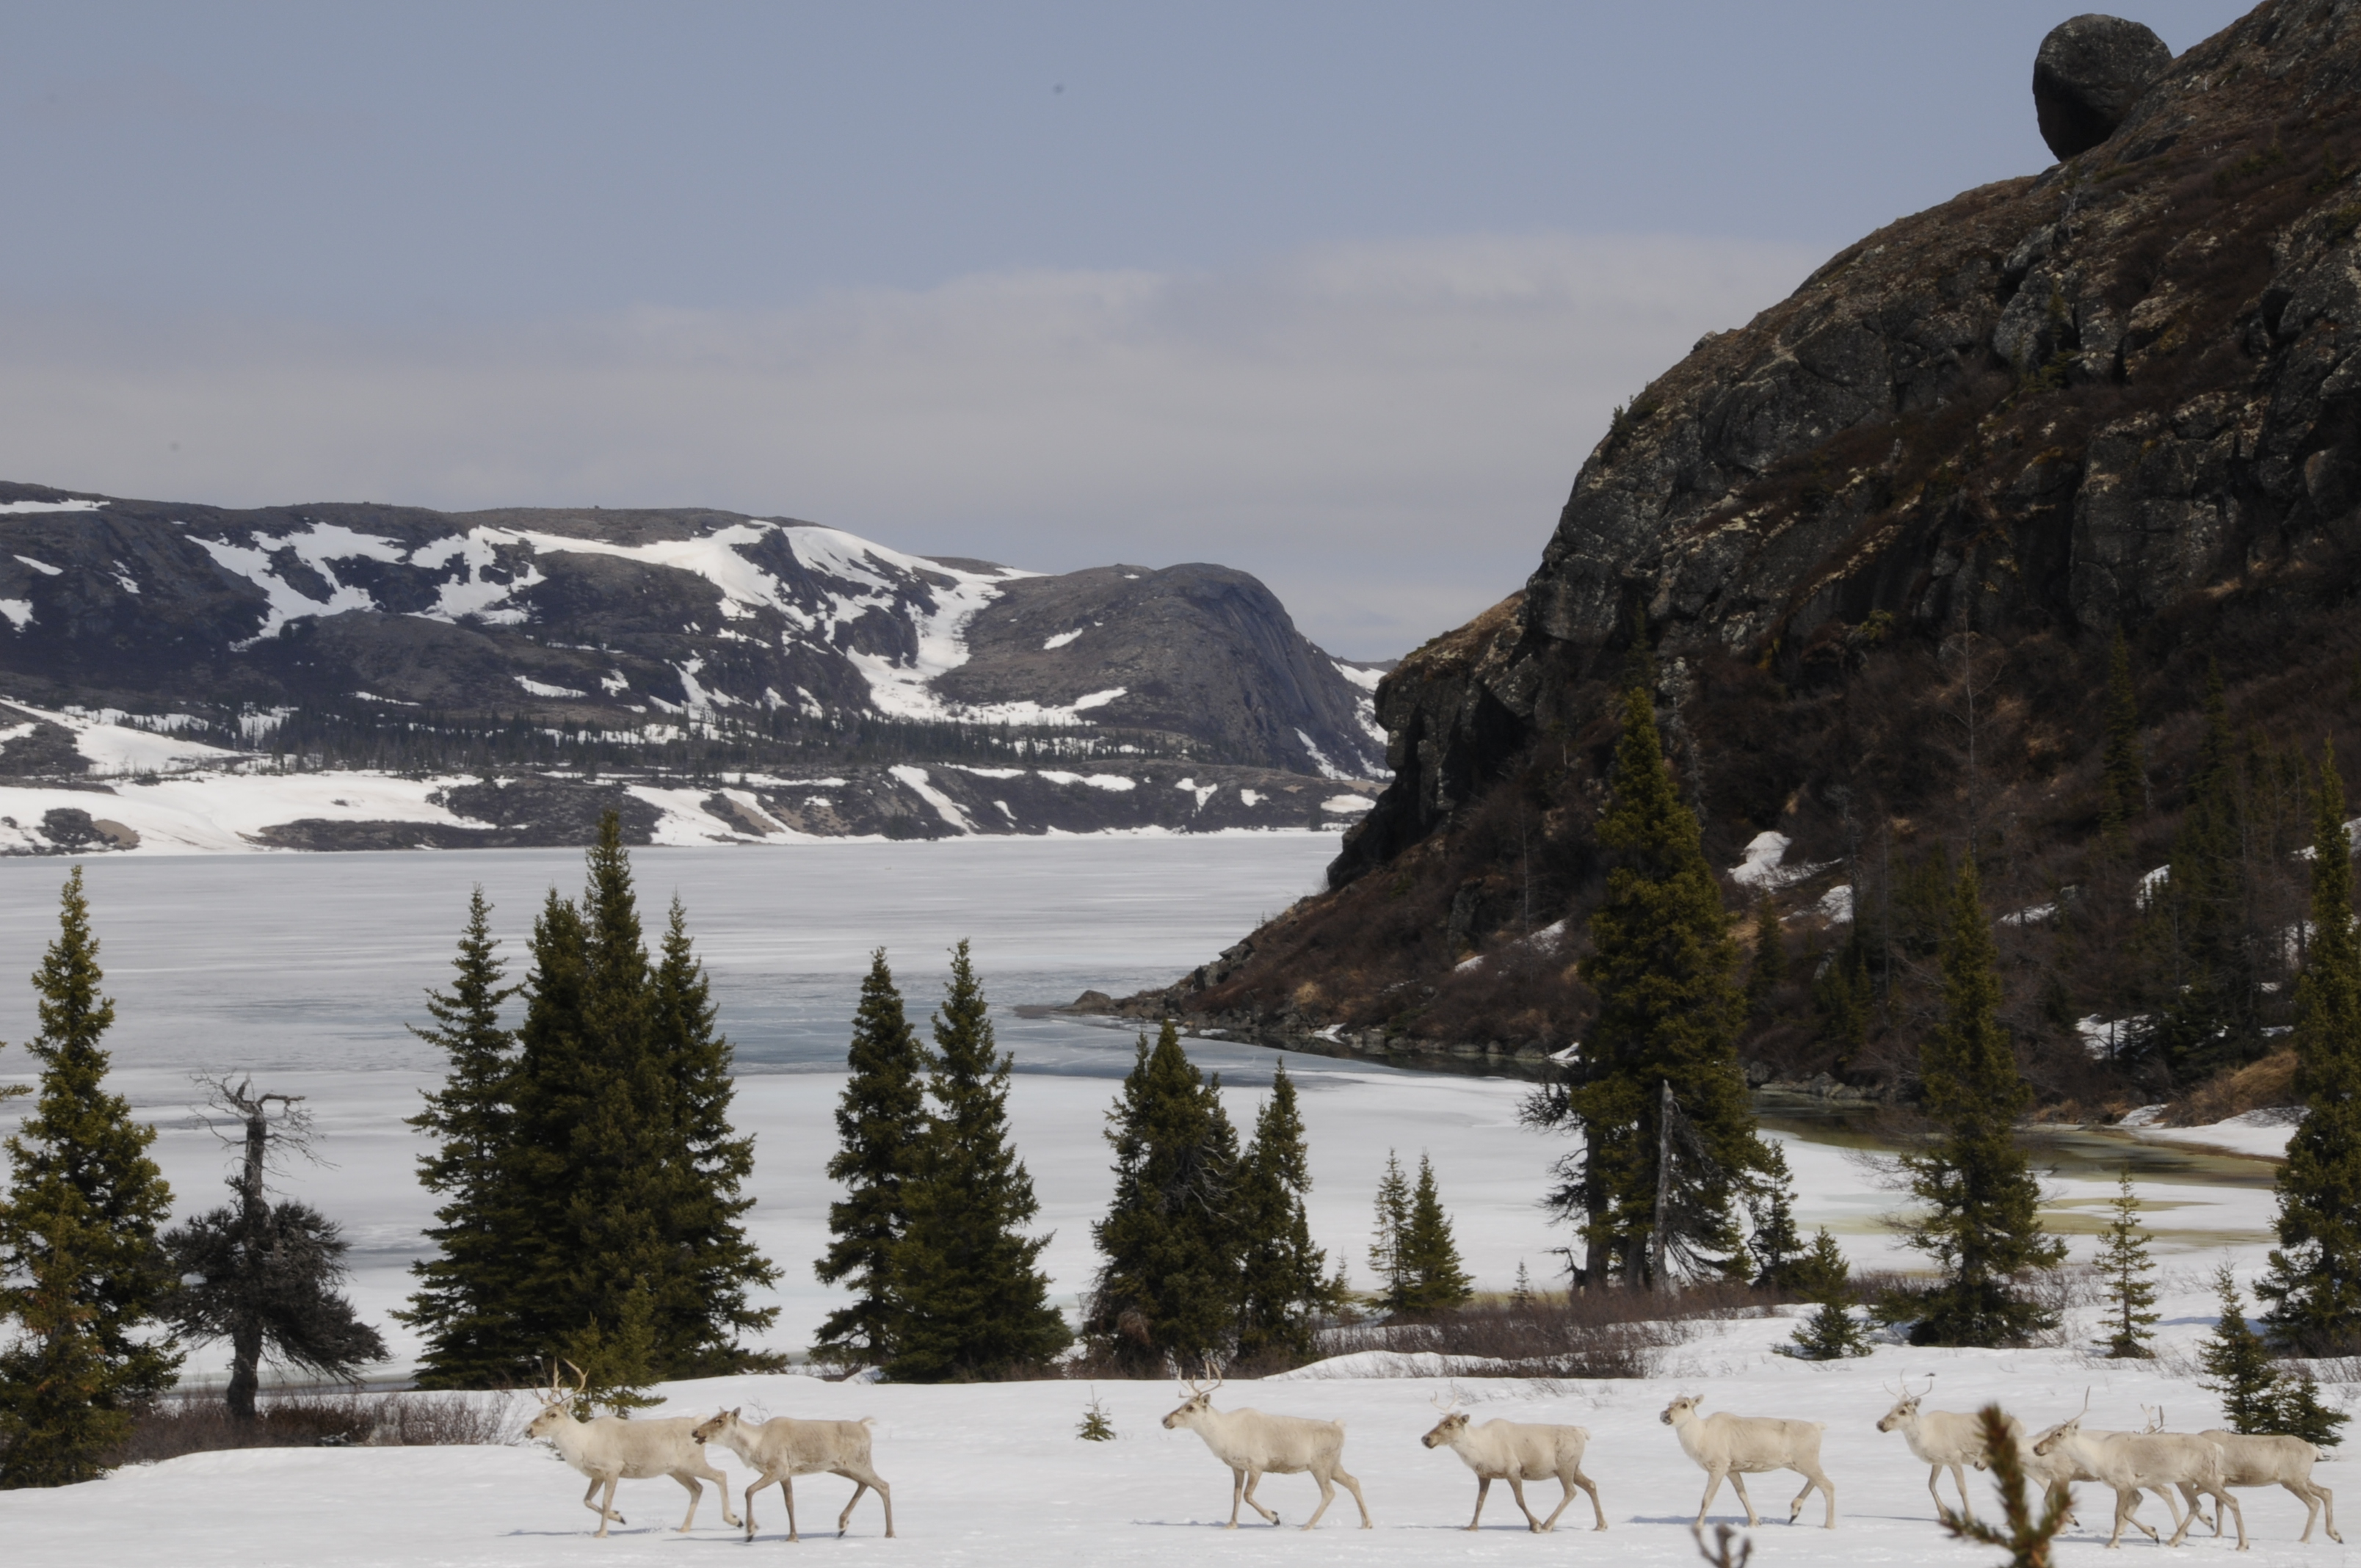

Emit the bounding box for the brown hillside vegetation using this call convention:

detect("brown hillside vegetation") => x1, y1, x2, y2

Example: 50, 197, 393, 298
1159, 0, 2361, 1117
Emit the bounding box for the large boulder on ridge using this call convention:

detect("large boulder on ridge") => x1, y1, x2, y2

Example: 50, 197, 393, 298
2034, 13, 2172, 159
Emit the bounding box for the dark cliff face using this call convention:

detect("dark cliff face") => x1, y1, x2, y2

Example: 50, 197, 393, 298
1185, 0, 2361, 1067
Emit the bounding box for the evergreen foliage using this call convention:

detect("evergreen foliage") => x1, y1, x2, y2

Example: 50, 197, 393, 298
1523, 684, 1766, 1287
1746, 1143, 1807, 1291
162, 1081, 386, 1420
1232, 1061, 1329, 1362
2200, 1266, 2286, 1434
1895, 857, 2064, 1346
2150, 669, 2263, 1079
395, 889, 524, 1389
888, 941, 1070, 1381
1399, 1153, 1473, 1314
1368, 1151, 1411, 1309
2092, 1168, 2160, 1360
1077, 1390, 1116, 1441
813, 949, 927, 1368
1934, 1406, 2073, 1568
646, 897, 779, 1374
1779, 1230, 1871, 1360
2099, 628, 2148, 842
1813, 933, 1873, 1067
0, 869, 180, 1487
1087, 1019, 1240, 1371
402, 816, 777, 1397
2259, 740, 2361, 1354
2271, 1367, 2349, 1449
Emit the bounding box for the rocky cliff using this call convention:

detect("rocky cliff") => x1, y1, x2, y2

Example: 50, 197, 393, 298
1167, 0, 2361, 1086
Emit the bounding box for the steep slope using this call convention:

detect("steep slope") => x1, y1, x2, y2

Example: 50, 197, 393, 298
1164, 0, 2361, 1089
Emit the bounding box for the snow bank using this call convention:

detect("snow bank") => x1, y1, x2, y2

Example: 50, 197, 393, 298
2131, 1106, 2304, 1161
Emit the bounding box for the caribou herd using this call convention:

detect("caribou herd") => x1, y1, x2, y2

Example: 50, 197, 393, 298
526, 1362, 2338, 1545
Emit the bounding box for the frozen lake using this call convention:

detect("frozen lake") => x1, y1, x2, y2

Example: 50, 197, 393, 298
0, 836, 2292, 1380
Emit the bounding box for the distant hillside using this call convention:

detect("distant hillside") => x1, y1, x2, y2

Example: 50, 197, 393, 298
0, 487, 1384, 849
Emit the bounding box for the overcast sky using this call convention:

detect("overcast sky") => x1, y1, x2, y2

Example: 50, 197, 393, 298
0, 1, 2252, 658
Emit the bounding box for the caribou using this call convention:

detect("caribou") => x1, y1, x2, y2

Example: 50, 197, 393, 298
1161, 1377, 1373, 1531
2032, 1411, 2248, 1550
1661, 1393, 1836, 1529
524, 1361, 741, 1539
1876, 1375, 2023, 1519
1418, 1396, 1607, 1533
2174, 1431, 2340, 1546
690, 1407, 894, 1542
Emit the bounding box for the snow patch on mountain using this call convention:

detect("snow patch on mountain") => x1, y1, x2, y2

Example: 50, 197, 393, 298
0, 498, 103, 515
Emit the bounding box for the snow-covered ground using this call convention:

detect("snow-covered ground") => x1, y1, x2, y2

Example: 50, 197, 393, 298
0, 838, 2340, 1564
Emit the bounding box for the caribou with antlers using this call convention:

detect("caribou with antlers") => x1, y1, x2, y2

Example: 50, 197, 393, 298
1418, 1393, 1607, 1533
1874, 1374, 2023, 1519
524, 1360, 741, 1538
1160, 1376, 1372, 1530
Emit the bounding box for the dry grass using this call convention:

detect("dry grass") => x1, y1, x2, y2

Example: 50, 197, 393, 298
2175, 1048, 2300, 1125
109, 1388, 521, 1465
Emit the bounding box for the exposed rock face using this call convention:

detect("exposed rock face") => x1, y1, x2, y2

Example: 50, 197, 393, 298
2034, 14, 2172, 161
1174, 0, 2361, 1061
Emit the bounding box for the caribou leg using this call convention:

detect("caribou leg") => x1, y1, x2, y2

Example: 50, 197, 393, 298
1727, 1471, 1761, 1527
1332, 1462, 1373, 1528
1465, 1475, 1491, 1531
832, 1462, 894, 1537
1506, 1475, 1542, 1533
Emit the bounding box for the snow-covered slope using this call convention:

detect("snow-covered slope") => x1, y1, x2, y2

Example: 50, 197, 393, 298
0, 483, 1386, 784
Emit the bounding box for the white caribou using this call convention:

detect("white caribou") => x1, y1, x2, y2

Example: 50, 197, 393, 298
523, 1361, 741, 1539
1876, 1376, 2023, 1517
689, 1407, 894, 1542
1418, 1400, 1608, 1533
1160, 1378, 1373, 1531
1661, 1393, 1837, 1528
2031, 1412, 2248, 1550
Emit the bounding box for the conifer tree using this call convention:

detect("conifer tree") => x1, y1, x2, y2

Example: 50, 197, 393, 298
2098, 628, 2147, 843
2152, 669, 2259, 1079
162, 1079, 386, 1420
1087, 1019, 1240, 1370
1398, 1153, 1473, 1314
646, 897, 779, 1373
1746, 894, 1786, 1021
1368, 1150, 1412, 1310
1523, 685, 1766, 1286
396, 889, 526, 1389
2199, 1266, 2284, 1434
2093, 1168, 2160, 1359
1747, 1144, 1807, 1291
1232, 1061, 1328, 1362
888, 941, 1070, 1380
2259, 741, 2361, 1354
1814, 932, 1872, 1067
2271, 1367, 2349, 1448
1779, 1230, 1871, 1360
1898, 857, 2064, 1346
0, 868, 180, 1487
813, 949, 926, 1367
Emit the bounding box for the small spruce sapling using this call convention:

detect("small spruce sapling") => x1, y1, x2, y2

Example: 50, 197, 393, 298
2093, 1168, 2160, 1360
1935, 1405, 2071, 1568
2199, 1266, 2283, 1434
1747, 1143, 1807, 1291
1779, 1230, 1871, 1360
1077, 1389, 1116, 1442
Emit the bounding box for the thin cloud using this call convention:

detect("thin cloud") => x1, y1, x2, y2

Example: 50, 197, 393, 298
0, 232, 1818, 658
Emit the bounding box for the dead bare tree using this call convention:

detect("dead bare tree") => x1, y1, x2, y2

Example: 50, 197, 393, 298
162, 1075, 387, 1420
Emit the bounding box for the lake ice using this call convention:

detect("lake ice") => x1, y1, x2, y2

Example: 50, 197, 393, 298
0, 835, 2296, 1382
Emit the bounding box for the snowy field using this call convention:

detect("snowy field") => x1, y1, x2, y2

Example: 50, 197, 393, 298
0, 837, 2341, 1564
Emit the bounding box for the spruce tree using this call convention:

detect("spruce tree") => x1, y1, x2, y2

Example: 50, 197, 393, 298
2151, 668, 2259, 1079
2199, 1266, 2283, 1434
1232, 1061, 1328, 1362
0, 868, 180, 1487
1898, 856, 2064, 1346
1368, 1150, 1412, 1311
2093, 1168, 2160, 1360
646, 897, 779, 1373
1523, 685, 1766, 1286
162, 1080, 387, 1419
2271, 1368, 2349, 1448
813, 949, 926, 1367
1747, 1142, 1807, 1291
1087, 1019, 1240, 1371
396, 889, 526, 1389
2259, 740, 2361, 1354
2098, 628, 2147, 843
1398, 1153, 1473, 1314
888, 941, 1070, 1380
1779, 1230, 1871, 1360
1814, 932, 1872, 1067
